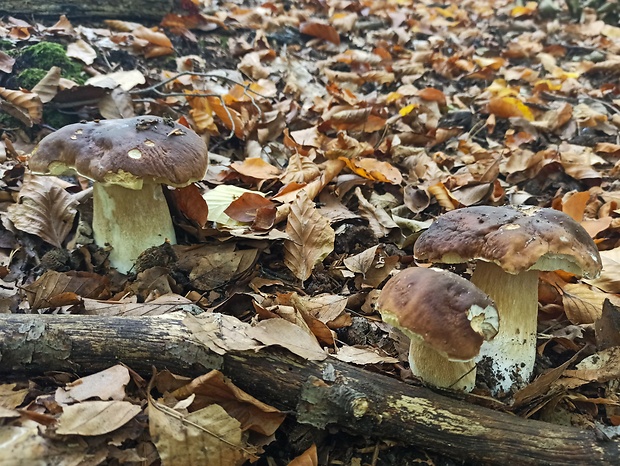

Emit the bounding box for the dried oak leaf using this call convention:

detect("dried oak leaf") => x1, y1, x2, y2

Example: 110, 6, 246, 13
284, 190, 335, 282
6, 175, 77, 248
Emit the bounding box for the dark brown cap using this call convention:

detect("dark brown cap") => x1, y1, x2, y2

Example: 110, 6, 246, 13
377, 267, 498, 361
29, 116, 209, 189
414, 205, 602, 278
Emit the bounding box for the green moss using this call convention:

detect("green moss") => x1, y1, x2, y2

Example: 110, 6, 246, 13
0, 112, 21, 129
42, 108, 77, 129
16, 42, 86, 87
0, 39, 14, 52
15, 68, 48, 89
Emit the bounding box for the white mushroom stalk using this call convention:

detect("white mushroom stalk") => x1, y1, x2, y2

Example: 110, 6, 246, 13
93, 183, 176, 274
471, 261, 539, 394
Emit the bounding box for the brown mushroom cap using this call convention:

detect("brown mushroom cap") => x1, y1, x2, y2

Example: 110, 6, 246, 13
414, 205, 602, 279
377, 267, 498, 361
29, 116, 209, 189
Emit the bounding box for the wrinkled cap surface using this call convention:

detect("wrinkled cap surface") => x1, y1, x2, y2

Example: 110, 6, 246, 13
414, 205, 602, 279
377, 267, 498, 361
29, 116, 209, 190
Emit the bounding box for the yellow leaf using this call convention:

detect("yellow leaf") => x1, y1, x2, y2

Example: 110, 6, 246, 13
399, 103, 417, 116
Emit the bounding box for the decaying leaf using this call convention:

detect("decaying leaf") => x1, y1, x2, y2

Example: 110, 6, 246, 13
247, 318, 327, 361
284, 190, 335, 282
299, 21, 340, 45
184, 313, 262, 356
168, 370, 285, 436
56, 400, 141, 436
55, 365, 131, 404
332, 345, 398, 365
6, 175, 78, 248
23, 270, 110, 310
149, 394, 258, 466
288, 444, 318, 466
0, 384, 29, 409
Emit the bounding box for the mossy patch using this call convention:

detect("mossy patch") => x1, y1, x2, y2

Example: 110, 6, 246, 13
14, 41, 86, 88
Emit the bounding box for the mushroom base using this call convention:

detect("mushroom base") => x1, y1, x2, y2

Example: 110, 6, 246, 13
93, 183, 177, 273
471, 261, 539, 396
408, 338, 476, 392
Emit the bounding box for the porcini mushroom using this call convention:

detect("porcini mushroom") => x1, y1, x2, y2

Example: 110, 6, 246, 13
414, 205, 602, 395
28, 116, 209, 273
377, 267, 499, 391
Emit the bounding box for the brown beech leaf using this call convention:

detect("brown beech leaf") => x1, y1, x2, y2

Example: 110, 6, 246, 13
149, 395, 257, 466
561, 191, 590, 222
31, 66, 61, 103
56, 365, 130, 404
280, 153, 321, 184
133, 25, 173, 47
6, 175, 77, 247
66, 39, 97, 65
23, 270, 110, 310
169, 370, 285, 436
224, 192, 276, 229
56, 400, 141, 436
230, 158, 281, 180
427, 182, 458, 211
0, 51, 15, 73
0, 87, 42, 124
339, 157, 402, 184
561, 283, 608, 324
299, 21, 340, 45
284, 190, 335, 282
289, 444, 318, 466
247, 318, 327, 361
170, 184, 209, 228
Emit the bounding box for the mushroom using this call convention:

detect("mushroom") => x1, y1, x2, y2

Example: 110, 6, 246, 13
377, 267, 499, 391
414, 205, 602, 395
28, 116, 209, 273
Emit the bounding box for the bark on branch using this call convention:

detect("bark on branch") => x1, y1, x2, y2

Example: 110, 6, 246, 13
0, 314, 616, 465
0, 0, 173, 20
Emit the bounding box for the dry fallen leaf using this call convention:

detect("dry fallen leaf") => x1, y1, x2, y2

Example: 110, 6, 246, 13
149, 395, 257, 466
284, 190, 335, 282
23, 270, 110, 310
169, 370, 285, 436
247, 318, 327, 361
55, 365, 131, 404
6, 175, 78, 248
56, 400, 141, 436
288, 444, 318, 466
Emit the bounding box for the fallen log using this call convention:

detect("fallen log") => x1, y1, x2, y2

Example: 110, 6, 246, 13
0, 0, 173, 20
0, 313, 616, 465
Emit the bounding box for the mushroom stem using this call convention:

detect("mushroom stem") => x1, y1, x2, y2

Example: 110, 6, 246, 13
471, 261, 539, 395
408, 339, 476, 391
93, 182, 177, 273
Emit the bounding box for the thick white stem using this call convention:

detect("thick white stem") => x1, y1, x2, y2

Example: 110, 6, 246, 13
408, 339, 476, 392
471, 261, 539, 395
92, 183, 177, 273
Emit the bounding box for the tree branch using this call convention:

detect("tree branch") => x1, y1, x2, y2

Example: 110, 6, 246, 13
0, 314, 616, 465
